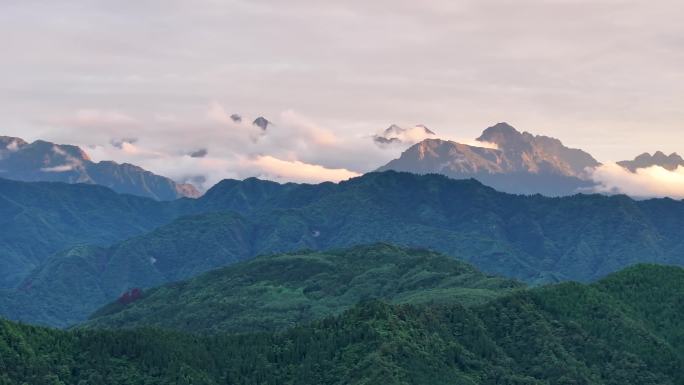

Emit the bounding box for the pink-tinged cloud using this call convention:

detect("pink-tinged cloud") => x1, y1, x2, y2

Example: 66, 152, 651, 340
590, 163, 684, 198
247, 155, 361, 184
48, 109, 139, 128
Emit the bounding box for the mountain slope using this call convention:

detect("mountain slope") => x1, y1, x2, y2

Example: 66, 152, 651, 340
378, 122, 600, 195
0, 135, 199, 200
82, 244, 522, 333
0, 212, 253, 327
6, 171, 684, 327
0, 178, 182, 288
1, 264, 683, 385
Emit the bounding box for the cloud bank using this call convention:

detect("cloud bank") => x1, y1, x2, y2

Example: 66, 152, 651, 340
71, 104, 382, 189
590, 163, 684, 199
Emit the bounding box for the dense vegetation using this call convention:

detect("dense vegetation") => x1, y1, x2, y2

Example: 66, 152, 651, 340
83, 244, 522, 333
0, 178, 179, 289
1, 264, 682, 385
5, 171, 684, 327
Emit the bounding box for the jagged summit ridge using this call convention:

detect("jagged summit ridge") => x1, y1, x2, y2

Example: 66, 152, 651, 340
378, 122, 600, 196
618, 151, 684, 172
0, 135, 199, 200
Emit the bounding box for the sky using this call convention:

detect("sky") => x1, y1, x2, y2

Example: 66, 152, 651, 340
1, 0, 683, 191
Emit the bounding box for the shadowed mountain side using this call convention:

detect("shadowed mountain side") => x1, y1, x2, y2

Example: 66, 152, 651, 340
4, 171, 684, 327
0, 178, 182, 288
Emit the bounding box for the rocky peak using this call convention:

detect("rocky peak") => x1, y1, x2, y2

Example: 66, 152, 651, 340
415, 124, 436, 135
0, 136, 28, 151
619, 151, 684, 172
477, 122, 523, 145
383, 124, 404, 136
0, 135, 200, 200
253, 117, 271, 130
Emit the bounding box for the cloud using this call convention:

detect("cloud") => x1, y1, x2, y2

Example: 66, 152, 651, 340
110, 137, 138, 149
74, 104, 383, 190
6, 140, 22, 152
279, 110, 339, 146
590, 163, 684, 198
206, 102, 267, 143
373, 124, 436, 148
470, 139, 500, 150
206, 103, 237, 125
247, 155, 360, 183
48, 110, 139, 129
0, 138, 25, 160
40, 164, 76, 172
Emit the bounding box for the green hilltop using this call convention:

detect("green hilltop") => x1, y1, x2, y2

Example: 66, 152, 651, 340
1, 262, 683, 385
82, 244, 522, 333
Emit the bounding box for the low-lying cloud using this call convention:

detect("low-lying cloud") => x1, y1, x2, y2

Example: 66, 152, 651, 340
69, 104, 389, 190
590, 163, 684, 199
40, 164, 76, 172
372, 125, 436, 148
249, 155, 360, 184
30, 104, 684, 199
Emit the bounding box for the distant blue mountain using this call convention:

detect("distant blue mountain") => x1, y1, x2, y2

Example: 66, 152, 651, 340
0, 136, 199, 200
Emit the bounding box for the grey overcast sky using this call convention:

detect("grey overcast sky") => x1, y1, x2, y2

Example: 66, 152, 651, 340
1, 0, 683, 188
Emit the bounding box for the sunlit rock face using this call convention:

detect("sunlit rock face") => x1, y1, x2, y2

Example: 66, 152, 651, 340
378, 122, 600, 196
0, 135, 199, 200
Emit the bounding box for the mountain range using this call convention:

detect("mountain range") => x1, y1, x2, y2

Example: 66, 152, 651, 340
3, 171, 684, 327
618, 151, 684, 172
1, 253, 682, 384
378, 122, 684, 196
0, 178, 184, 289
2, 123, 682, 199
2, 125, 684, 383
377, 122, 601, 196
0, 136, 199, 200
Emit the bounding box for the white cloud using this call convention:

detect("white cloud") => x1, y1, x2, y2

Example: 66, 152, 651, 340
469, 139, 499, 150
247, 155, 360, 183
40, 164, 76, 172
75, 104, 376, 190
590, 163, 684, 198
373, 125, 436, 147
6, 140, 22, 152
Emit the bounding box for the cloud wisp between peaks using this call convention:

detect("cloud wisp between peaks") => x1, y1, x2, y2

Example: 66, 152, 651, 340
21, 102, 684, 199
589, 163, 684, 199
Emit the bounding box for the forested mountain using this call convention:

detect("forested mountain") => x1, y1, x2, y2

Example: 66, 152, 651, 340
0, 136, 199, 200
0, 178, 180, 289
3, 171, 684, 327
377, 122, 600, 195
82, 244, 522, 333
1, 264, 682, 385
